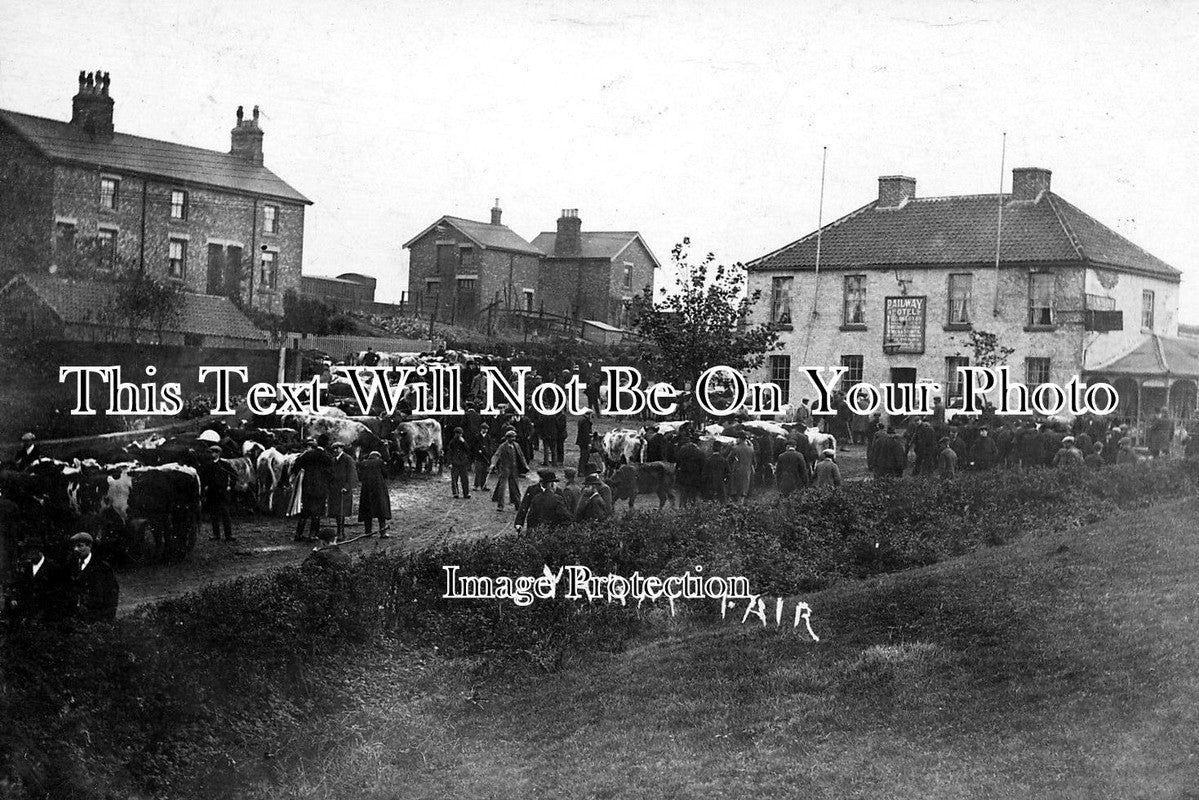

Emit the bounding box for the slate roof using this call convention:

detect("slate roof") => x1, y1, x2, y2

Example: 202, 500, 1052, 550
748, 191, 1180, 280
402, 216, 543, 256
531, 231, 661, 265
2, 273, 268, 343
1090, 335, 1199, 378
0, 109, 310, 204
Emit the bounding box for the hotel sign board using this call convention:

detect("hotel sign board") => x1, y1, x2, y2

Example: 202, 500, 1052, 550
882, 296, 926, 354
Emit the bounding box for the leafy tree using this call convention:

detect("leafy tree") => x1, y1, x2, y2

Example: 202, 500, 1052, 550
106, 271, 185, 344
968, 329, 1015, 369
628, 239, 779, 391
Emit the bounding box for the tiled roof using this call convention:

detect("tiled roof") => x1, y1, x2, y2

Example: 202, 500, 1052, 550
532, 232, 662, 267
1090, 334, 1199, 377
402, 216, 543, 256
0, 109, 310, 204
3, 273, 268, 342
748, 192, 1180, 280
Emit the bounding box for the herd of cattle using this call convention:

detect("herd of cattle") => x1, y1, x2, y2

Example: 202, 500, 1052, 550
0, 410, 448, 566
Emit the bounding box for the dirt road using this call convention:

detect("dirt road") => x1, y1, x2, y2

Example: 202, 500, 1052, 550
118, 431, 871, 613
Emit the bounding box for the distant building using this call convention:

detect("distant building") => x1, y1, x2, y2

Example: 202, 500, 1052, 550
403, 203, 659, 328
747, 167, 1193, 421
301, 272, 378, 307
0, 71, 311, 316
0, 273, 267, 348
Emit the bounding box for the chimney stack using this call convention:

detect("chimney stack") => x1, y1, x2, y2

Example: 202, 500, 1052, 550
556, 209, 582, 256
230, 104, 264, 166
877, 176, 916, 208
70, 70, 114, 139
1011, 167, 1051, 201
491, 198, 502, 225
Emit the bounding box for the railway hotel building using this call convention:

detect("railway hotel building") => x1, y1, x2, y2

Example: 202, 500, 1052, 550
746, 168, 1199, 423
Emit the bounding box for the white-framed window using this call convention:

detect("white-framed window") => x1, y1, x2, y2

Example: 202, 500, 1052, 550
263, 204, 278, 234
840, 354, 864, 392
457, 277, 476, 292
167, 238, 187, 280
948, 273, 972, 325
1142, 290, 1155, 330
771, 276, 793, 325
1026, 357, 1051, 386
96, 228, 117, 271
170, 190, 188, 220
260, 249, 277, 289
100, 176, 119, 210
524, 289, 535, 312
1028, 273, 1054, 326
844, 275, 866, 325
769, 354, 792, 404
622, 263, 633, 290
946, 356, 970, 402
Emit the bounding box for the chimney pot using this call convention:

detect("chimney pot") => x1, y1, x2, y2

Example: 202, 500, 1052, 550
1011, 167, 1051, 201
490, 199, 502, 226
877, 176, 916, 208
231, 103, 265, 165
71, 70, 114, 139
556, 208, 582, 256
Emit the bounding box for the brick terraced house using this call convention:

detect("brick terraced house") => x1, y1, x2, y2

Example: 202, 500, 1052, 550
404, 203, 659, 328
0, 71, 310, 317
746, 167, 1194, 422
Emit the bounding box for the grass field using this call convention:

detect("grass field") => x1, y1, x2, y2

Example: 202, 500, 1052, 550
245, 493, 1199, 799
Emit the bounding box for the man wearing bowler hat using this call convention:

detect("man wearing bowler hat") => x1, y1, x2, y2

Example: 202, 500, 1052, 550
516, 469, 572, 531
67, 532, 119, 623
5, 537, 66, 630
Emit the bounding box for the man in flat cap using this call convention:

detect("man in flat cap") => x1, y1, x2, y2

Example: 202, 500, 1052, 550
198, 444, 237, 542
291, 438, 334, 542
67, 532, 119, 624
14, 432, 40, 471
5, 537, 66, 630
489, 429, 528, 512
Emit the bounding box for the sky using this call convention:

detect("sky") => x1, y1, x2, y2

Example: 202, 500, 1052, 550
4, 0, 1199, 318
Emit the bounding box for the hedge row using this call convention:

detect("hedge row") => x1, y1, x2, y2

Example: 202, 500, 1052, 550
2, 460, 1196, 798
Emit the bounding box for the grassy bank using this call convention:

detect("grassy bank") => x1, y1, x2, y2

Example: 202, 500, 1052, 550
2, 461, 1197, 798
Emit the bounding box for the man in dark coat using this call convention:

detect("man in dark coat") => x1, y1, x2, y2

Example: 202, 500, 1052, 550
67, 532, 118, 624
948, 428, 969, 464
13, 432, 41, 470
873, 428, 907, 478
643, 424, 666, 463
1038, 424, 1065, 467
447, 427, 472, 499
911, 420, 940, 476
328, 442, 358, 541
552, 408, 568, 466
701, 448, 730, 503
575, 473, 611, 521
513, 413, 535, 465
674, 437, 705, 506
463, 402, 483, 447
533, 409, 556, 466
357, 450, 391, 538
1147, 407, 1174, 458
774, 443, 808, 498
473, 423, 495, 491
560, 468, 582, 516
292, 439, 334, 542
516, 469, 567, 530
198, 445, 237, 542
575, 410, 594, 469
967, 428, 999, 470
6, 538, 66, 630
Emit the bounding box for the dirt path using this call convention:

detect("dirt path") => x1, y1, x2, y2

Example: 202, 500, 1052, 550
118, 434, 872, 613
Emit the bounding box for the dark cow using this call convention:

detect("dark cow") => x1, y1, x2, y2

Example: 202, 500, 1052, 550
609, 461, 676, 510
103, 463, 202, 561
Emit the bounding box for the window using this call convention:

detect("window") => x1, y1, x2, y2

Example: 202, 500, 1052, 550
167, 238, 187, 280
948, 273, 972, 325
456, 277, 476, 292
843, 275, 866, 326
945, 356, 970, 402
622, 263, 633, 290
96, 228, 116, 271
769, 354, 792, 404
458, 247, 473, 270
1028, 273, 1054, 326
524, 289, 535, 312
1142, 290, 1155, 330
100, 177, 119, 210
260, 250, 277, 289
263, 205, 278, 234
1026, 357, 1051, 386
53, 222, 76, 264
840, 355, 864, 393
771, 276, 793, 325
170, 190, 188, 220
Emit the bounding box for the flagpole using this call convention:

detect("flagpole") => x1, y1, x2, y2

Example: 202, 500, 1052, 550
992, 132, 1006, 316
803, 147, 828, 363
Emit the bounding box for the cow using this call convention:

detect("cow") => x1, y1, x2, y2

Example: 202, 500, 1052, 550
102, 463, 202, 561
255, 447, 301, 515
395, 419, 443, 474
601, 429, 644, 474
284, 413, 389, 462
220, 456, 258, 511
781, 424, 836, 454
609, 461, 676, 509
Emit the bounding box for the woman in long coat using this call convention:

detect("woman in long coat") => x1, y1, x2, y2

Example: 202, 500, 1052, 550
327, 443, 358, 542
357, 451, 392, 538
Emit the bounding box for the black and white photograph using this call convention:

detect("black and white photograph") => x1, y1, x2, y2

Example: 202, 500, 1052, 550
2, 1, 1199, 797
